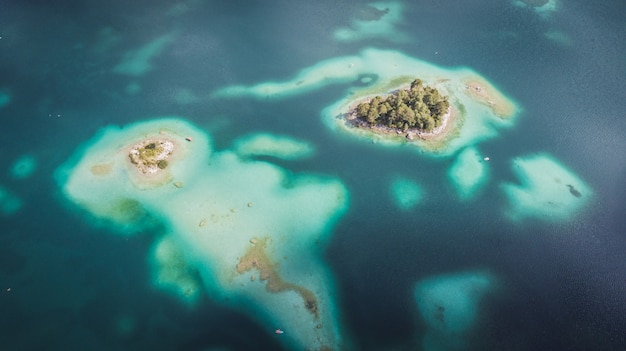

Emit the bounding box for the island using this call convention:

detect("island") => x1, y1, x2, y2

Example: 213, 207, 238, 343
332, 72, 519, 155
216, 49, 519, 156
349, 78, 450, 137
128, 139, 174, 173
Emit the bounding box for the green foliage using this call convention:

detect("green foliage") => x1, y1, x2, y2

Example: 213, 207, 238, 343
354, 79, 449, 132
157, 159, 168, 169
113, 198, 147, 222
139, 143, 163, 158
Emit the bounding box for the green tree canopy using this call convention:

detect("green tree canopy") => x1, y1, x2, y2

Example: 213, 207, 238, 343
354, 79, 449, 132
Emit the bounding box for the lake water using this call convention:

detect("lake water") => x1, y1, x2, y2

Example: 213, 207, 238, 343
1, 1, 625, 350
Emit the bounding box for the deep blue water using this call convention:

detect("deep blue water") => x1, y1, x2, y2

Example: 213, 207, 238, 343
1, 1, 625, 350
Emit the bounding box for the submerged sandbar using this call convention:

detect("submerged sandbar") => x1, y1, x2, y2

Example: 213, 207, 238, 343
57, 117, 349, 351
462, 78, 517, 118
216, 49, 519, 157
501, 153, 592, 222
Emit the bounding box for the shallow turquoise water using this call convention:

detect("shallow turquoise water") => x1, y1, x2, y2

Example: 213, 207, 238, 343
1, 1, 625, 350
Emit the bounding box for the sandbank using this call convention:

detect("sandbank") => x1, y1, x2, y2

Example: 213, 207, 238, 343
232, 133, 314, 160
462, 77, 517, 118
215, 48, 519, 157
151, 236, 202, 303
501, 153, 592, 222
448, 146, 489, 200
57, 118, 349, 351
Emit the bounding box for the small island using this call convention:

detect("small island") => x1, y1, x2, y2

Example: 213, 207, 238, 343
353, 79, 450, 133
128, 139, 175, 174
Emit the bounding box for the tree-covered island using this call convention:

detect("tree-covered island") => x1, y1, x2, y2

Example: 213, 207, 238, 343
353, 79, 450, 133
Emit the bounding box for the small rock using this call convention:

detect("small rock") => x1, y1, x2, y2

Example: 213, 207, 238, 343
250, 238, 258, 245
247, 202, 254, 208
173, 181, 184, 188
199, 219, 206, 227
567, 184, 582, 198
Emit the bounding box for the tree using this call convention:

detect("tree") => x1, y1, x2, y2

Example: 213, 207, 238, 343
356, 103, 369, 118
397, 104, 416, 126
366, 106, 379, 124
378, 103, 388, 116
353, 78, 449, 131
422, 117, 435, 131
397, 90, 409, 104
410, 79, 424, 91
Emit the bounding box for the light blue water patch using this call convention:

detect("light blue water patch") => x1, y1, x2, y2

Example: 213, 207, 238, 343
57, 117, 349, 351
172, 87, 201, 105
333, 1, 409, 43
447, 147, 489, 201
0, 89, 10, 108
544, 30, 572, 46
10, 154, 37, 180
125, 82, 142, 95
512, 0, 559, 18
0, 184, 23, 216
501, 153, 592, 222
232, 133, 315, 160
389, 176, 423, 210
113, 32, 177, 76
414, 270, 496, 351
91, 27, 121, 55
150, 236, 202, 304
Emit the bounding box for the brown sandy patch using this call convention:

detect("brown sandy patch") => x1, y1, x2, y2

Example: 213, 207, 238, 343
90, 163, 113, 176
236, 237, 319, 318
463, 78, 516, 118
